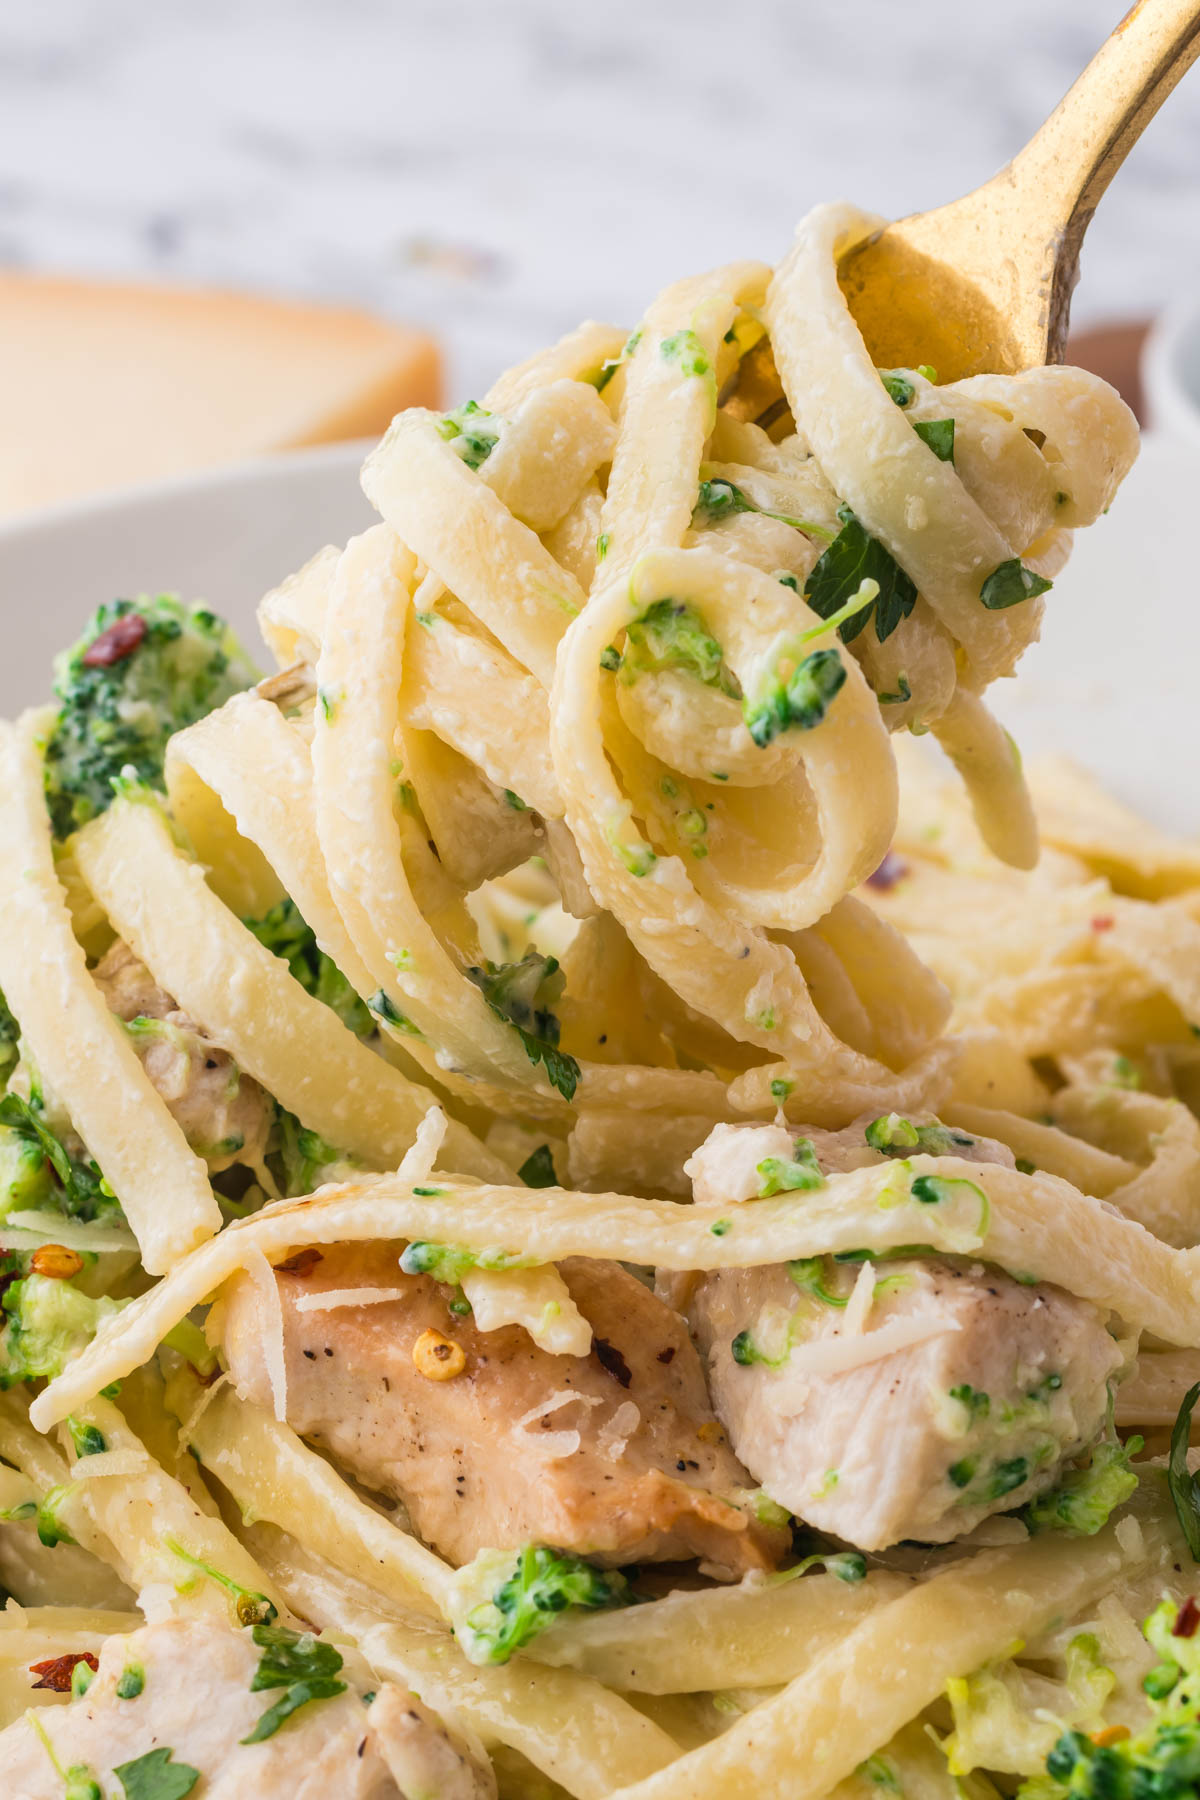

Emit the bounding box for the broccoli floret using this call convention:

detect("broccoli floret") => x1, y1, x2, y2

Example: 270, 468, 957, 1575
0, 1094, 121, 1224
1019, 1597, 1200, 1799
43, 595, 257, 839
1022, 1436, 1142, 1536
243, 898, 372, 1037
454, 1545, 631, 1665
622, 599, 740, 698
743, 646, 846, 748
465, 951, 580, 1102
0, 1273, 127, 1388
865, 1113, 977, 1157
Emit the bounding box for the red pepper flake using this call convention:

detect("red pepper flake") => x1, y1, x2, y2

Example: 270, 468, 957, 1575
81, 612, 146, 668
1090, 915, 1115, 933
274, 1247, 323, 1277
865, 851, 909, 892
29, 1651, 98, 1692
1173, 1595, 1200, 1638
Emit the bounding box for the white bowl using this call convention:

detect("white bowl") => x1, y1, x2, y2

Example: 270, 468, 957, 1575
1143, 304, 1200, 446
0, 433, 1197, 836
0, 439, 373, 704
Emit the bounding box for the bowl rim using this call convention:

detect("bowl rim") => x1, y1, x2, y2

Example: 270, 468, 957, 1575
0, 436, 374, 546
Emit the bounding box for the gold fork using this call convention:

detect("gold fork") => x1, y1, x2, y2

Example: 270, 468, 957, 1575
838, 0, 1200, 379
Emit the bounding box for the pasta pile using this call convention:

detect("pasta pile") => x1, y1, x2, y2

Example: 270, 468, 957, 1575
0, 199, 1196, 1800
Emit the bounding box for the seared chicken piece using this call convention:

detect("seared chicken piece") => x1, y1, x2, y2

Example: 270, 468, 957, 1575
92, 938, 271, 1173
0, 1614, 495, 1798
690, 1256, 1126, 1550
220, 1243, 786, 1576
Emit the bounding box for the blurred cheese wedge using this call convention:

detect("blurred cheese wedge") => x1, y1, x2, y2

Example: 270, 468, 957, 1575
0, 272, 442, 517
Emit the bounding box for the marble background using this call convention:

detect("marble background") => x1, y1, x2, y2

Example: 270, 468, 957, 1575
2, 0, 1199, 399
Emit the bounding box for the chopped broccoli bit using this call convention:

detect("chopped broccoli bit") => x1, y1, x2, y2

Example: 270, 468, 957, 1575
979, 558, 1053, 610
43, 595, 256, 839
164, 1537, 277, 1626
400, 1242, 524, 1283
659, 330, 711, 381
590, 328, 642, 392
769, 1078, 793, 1103
692, 478, 825, 538
743, 645, 846, 748
623, 598, 739, 697
518, 1144, 558, 1188
865, 1113, 976, 1158
275, 1110, 355, 1200
36, 1482, 78, 1546
461, 1545, 631, 1664
599, 644, 621, 672
692, 477, 757, 524
1023, 1434, 1142, 1536
466, 951, 580, 1102
243, 898, 372, 1037
240, 1622, 347, 1745
949, 1383, 991, 1422
985, 1457, 1029, 1499
67, 1416, 107, 1458
804, 506, 917, 644
858, 1753, 902, 1790
774, 1547, 866, 1584
0, 1093, 121, 1223
436, 399, 500, 470
1018, 1596, 1200, 1800
732, 1329, 782, 1367
788, 1256, 848, 1306
116, 1662, 145, 1699
367, 991, 424, 1038
910, 1173, 990, 1238
1, 1274, 127, 1388
880, 370, 915, 407
757, 1138, 824, 1196
913, 417, 956, 462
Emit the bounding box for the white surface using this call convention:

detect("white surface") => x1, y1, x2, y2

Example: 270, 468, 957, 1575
1, 0, 1199, 401
0, 432, 1196, 838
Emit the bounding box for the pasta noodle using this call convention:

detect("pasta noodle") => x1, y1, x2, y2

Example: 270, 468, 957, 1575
0, 193, 1189, 1800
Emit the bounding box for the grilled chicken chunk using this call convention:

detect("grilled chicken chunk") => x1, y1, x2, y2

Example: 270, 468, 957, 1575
92, 939, 271, 1173
690, 1256, 1126, 1550
0, 1615, 494, 1798
220, 1243, 786, 1576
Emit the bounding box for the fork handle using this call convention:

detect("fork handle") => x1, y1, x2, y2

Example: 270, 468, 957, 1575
1005, 0, 1200, 350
